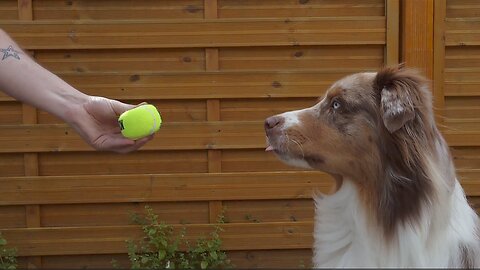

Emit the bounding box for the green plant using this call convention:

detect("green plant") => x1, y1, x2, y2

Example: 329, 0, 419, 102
0, 233, 17, 270
124, 205, 232, 269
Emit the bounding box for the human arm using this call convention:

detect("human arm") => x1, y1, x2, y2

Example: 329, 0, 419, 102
0, 29, 152, 153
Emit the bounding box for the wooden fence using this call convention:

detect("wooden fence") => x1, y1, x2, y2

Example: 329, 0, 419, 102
0, 0, 478, 268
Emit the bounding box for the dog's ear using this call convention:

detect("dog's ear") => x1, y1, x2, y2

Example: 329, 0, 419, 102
375, 65, 421, 133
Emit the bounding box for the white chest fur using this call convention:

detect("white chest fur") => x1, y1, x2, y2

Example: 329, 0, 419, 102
312, 180, 479, 268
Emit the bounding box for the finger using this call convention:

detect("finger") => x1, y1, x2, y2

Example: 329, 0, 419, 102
115, 134, 154, 153
109, 99, 137, 116
94, 135, 135, 152
126, 135, 154, 152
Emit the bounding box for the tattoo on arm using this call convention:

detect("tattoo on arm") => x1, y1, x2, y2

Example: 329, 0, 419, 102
1, 45, 20, 60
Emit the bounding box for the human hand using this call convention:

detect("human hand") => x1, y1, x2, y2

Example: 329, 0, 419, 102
67, 96, 154, 153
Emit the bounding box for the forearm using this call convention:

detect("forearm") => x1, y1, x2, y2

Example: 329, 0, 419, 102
0, 29, 89, 123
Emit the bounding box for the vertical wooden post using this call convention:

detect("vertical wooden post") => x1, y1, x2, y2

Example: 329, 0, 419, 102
433, 0, 447, 125
204, 0, 223, 223
18, 0, 42, 268
386, 0, 400, 66
401, 0, 435, 79
18, 0, 32, 20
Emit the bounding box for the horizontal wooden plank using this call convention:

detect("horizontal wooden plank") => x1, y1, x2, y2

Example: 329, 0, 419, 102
33, 0, 204, 20
36, 150, 208, 176
0, 121, 266, 152
221, 148, 306, 172
447, 0, 480, 18
220, 98, 318, 122
444, 96, 480, 124
35, 48, 206, 73
0, 169, 477, 205
219, 0, 384, 18
39, 249, 314, 269
0, 121, 478, 153
1, 17, 386, 49
33, 46, 382, 73
443, 131, 480, 146
0, 0, 18, 20
445, 46, 480, 69
444, 118, 480, 131
41, 202, 209, 227
2, 222, 314, 256
0, 101, 22, 124
444, 69, 480, 96
0, 153, 24, 177
446, 18, 480, 46
0, 70, 374, 101
451, 146, 480, 169
224, 199, 314, 223
38, 99, 207, 125
0, 205, 26, 228
0, 171, 332, 205
444, 82, 480, 96
219, 45, 384, 71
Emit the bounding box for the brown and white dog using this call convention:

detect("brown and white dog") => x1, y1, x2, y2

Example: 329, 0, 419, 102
264, 66, 480, 267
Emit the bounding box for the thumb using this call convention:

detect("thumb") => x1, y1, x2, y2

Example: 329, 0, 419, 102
109, 99, 137, 116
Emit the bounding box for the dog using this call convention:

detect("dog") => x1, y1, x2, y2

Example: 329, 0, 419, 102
264, 66, 480, 267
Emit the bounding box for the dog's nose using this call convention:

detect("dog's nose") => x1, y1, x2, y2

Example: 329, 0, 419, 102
264, 116, 284, 132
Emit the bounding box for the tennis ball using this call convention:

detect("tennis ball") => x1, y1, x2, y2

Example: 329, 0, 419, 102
118, 104, 162, 140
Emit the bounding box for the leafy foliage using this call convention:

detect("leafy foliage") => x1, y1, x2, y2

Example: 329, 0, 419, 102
124, 205, 232, 269
0, 233, 17, 270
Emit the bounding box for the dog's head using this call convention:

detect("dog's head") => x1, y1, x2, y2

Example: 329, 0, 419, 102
265, 66, 447, 234
266, 66, 433, 178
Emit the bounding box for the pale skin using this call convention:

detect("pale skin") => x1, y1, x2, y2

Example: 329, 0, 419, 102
0, 29, 153, 153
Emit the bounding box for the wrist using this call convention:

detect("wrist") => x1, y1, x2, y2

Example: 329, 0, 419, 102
60, 89, 91, 125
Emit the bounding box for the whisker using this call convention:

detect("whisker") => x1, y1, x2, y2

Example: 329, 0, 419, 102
290, 138, 305, 158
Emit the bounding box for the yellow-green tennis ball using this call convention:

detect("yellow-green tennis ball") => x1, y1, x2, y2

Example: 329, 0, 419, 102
118, 104, 162, 140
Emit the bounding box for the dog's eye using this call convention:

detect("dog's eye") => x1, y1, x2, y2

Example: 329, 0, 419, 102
332, 100, 341, 110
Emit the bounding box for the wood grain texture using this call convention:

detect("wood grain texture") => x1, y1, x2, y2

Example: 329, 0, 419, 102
0, 0, 18, 20
2, 18, 386, 49
385, 0, 399, 65
446, 0, 480, 18
17, 1, 42, 267
0, 171, 332, 205
2, 222, 314, 256
35, 48, 206, 73
0, 1, 476, 267
445, 18, 480, 45
37, 249, 314, 269
0, 122, 477, 153
0, 70, 375, 101
219, 0, 384, 18
402, 0, 434, 79
433, 0, 447, 125
32, 0, 204, 20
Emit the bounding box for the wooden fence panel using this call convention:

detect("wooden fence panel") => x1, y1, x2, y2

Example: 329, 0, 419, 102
0, 0, 470, 268
32, 0, 205, 21
441, 0, 480, 212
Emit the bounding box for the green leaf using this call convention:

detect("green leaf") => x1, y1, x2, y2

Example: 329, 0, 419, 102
158, 250, 166, 260
210, 251, 218, 260
201, 261, 208, 269
141, 257, 149, 264
207, 241, 213, 248
160, 238, 168, 248
0, 238, 7, 245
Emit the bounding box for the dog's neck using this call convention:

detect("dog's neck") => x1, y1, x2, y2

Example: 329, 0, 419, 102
350, 123, 457, 238
312, 133, 478, 268
312, 175, 477, 268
